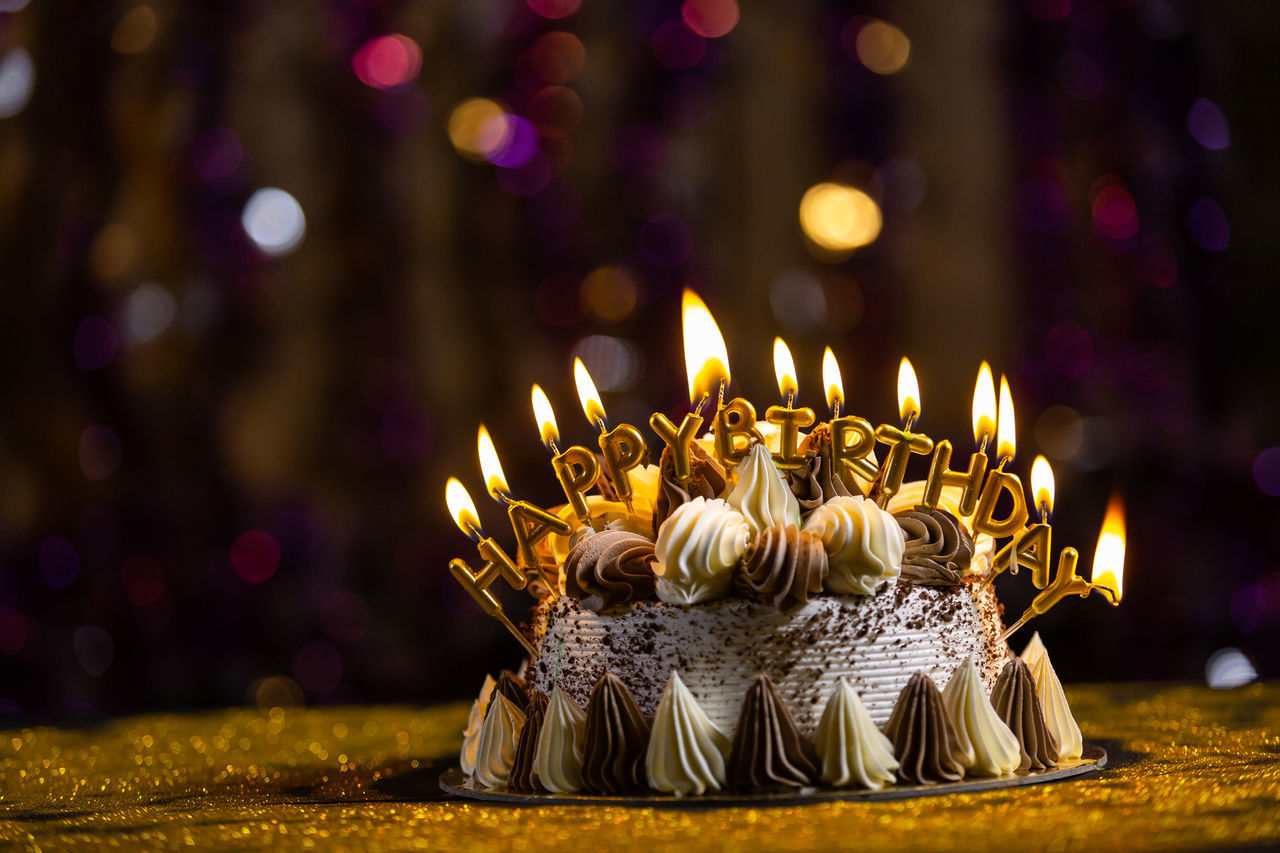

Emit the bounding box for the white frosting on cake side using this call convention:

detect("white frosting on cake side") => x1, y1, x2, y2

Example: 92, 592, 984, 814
531, 583, 1012, 734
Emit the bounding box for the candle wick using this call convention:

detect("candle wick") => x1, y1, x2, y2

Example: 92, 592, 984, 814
693, 392, 710, 417
832, 400, 842, 420
548, 439, 561, 456
1039, 501, 1050, 524
978, 434, 990, 454
716, 380, 727, 412
594, 417, 608, 435
785, 391, 795, 409
496, 491, 514, 507
903, 411, 918, 432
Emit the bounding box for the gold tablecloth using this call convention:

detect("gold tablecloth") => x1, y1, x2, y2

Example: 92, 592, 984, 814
1, 683, 1276, 852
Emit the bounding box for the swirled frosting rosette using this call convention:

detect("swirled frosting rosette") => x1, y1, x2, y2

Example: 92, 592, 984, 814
803, 495, 905, 596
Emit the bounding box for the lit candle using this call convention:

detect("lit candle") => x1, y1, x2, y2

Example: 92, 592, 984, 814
971, 375, 1029, 537
531, 384, 599, 523
822, 347, 877, 483
764, 338, 816, 470
985, 454, 1054, 589
922, 361, 994, 516
678, 289, 758, 469
477, 424, 570, 574
444, 477, 538, 658
651, 290, 720, 479
999, 494, 1125, 641
574, 358, 649, 512
871, 357, 934, 504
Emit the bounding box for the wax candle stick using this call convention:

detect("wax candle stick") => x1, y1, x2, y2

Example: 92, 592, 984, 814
871, 358, 934, 504
444, 478, 538, 657
922, 361, 995, 516
530, 384, 600, 524
574, 359, 649, 512
822, 347, 878, 483
765, 338, 816, 470
477, 425, 570, 574
971, 375, 1028, 537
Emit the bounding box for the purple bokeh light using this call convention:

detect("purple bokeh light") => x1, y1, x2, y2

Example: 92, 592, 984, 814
1186, 98, 1230, 150
1253, 446, 1280, 496
1187, 197, 1229, 251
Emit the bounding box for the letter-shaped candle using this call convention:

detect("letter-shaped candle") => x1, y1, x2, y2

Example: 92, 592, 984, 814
823, 347, 878, 482
971, 376, 1028, 537
872, 358, 934, 503
575, 359, 649, 510
765, 338, 816, 470
923, 361, 996, 517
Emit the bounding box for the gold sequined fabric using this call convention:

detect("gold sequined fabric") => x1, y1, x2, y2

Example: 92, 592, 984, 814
1, 683, 1277, 852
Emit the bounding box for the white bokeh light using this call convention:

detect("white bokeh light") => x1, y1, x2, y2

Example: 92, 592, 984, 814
1205, 647, 1257, 690
0, 47, 35, 119
241, 187, 306, 256
122, 282, 178, 344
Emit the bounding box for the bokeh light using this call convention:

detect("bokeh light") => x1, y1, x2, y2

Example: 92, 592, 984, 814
528, 85, 583, 134
1186, 97, 1230, 150
1044, 320, 1093, 378
0, 47, 35, 119
1091, 181, 1138, 242
73, 316, 118, 371
111, 5, 159, 55
681, 0, 740, 39
231, 530, 281, 584
79, 425, 123, 481
447, 97, 509, 161
121, 555, 165, 607
1187, 197, 1229, 251
528, 31, 586, 85
1253, 446, 1280, 496
121, 283, 177, 345
769, 269, 828, 333
352, 34, 422, 90
526, 0, 581, 20
799, 182, 882, 258
1034, 404, 1085, 460
250, 676, 304, 709
854, 20, 910, 75
242, 187, 306, 256
571, 335, 642, 393
1205, 648, 1257, 689
39, 538, 79, 591
581, 265, 639, 322
486, 115, 539, 168
73, 626, 115, 677
652, 19, 707, 71
0, 607, 26, 656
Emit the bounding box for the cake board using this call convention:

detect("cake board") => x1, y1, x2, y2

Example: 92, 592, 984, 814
440, 743, 1106, 807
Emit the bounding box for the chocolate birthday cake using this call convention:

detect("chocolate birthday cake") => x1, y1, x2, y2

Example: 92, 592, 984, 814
447, 292, 1116, 798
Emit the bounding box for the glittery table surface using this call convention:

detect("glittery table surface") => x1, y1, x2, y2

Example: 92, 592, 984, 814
2, 683, 1277, 852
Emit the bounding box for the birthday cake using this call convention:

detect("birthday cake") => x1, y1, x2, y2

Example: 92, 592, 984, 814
446, 292, 1120, 798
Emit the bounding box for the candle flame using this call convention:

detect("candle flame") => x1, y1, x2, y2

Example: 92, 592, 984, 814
997, 375, 1016, 461
897, 357, 920, 423
1031, 454, 1054, 517
477, 424, 509, 501
531, 384, 559, 451
1091, 493, 1126, 604
972, 361, 996, 445
773, 338, 798, 400
445, 477, 482, 539
573, 358, 607, 428
822, 347, 843, 414
682, 288, 730, 405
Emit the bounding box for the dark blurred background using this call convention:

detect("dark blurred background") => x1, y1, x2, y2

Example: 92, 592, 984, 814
0, 0, 1276, 717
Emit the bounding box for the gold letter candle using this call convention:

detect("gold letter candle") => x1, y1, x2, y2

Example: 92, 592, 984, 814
822, 347, 879, 482
507, 502, 571, 572
713, 397, 762, 468
552, 446, 599, 523
649, 411, 703, 482
873, 357, 935, 502
972, 375, 1027, 537
448, 558, 538, 658
574, 358, 649, 509
766, 337, 817, 470
923, 362, 996, 516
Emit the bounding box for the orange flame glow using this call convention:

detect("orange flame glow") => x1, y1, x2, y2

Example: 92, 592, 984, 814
997, 375, 1016, 462
1031, 455, 1055, 518
897, 357, 920, 424
445, 477, 482, 539
972, 361, 996, 446
822, 347, 843, 415
477, 424, 509, 501
773, 338, 798, 401
1091, 494, 1126, 604
573, 358, 607, 429
682, 289, 730, 406
531, 384, 559, 451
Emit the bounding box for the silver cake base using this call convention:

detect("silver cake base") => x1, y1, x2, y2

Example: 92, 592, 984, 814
439, 744, 1106, 807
